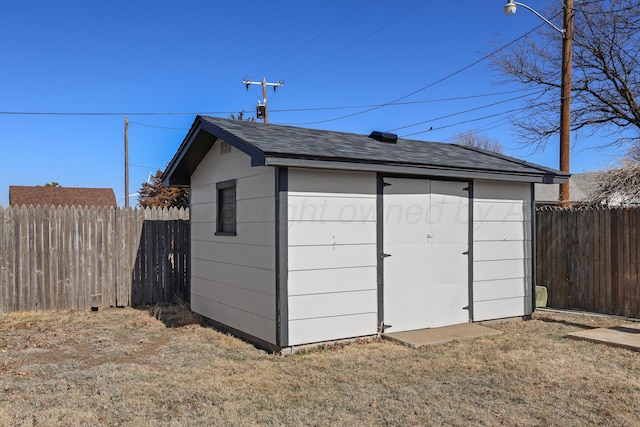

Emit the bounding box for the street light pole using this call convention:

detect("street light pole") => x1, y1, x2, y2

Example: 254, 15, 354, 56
504, 0, 573, 205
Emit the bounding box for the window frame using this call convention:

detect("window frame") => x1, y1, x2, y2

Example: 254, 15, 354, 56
215, 179, 237, 236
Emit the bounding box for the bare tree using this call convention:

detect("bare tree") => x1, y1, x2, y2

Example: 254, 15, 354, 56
452, 130, 504, 153
585, 161, 640, 205
626, 140, 640, 163
583, 141, 640, 205
229, 110, 256, 122
493, 0, 640, 150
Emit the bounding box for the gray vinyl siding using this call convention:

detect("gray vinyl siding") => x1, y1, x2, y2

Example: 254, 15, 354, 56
190, 141, 276, 343
472, 180, 533, 321
286, 169, 378, 345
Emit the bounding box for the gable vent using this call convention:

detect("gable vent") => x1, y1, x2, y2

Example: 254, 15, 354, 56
368, 131, 397, 144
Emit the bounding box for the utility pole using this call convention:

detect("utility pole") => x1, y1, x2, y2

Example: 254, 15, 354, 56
124, 115, 129, 208
503, 0, 573, 206
242, 77, 284, 123
559, 0, 573, 206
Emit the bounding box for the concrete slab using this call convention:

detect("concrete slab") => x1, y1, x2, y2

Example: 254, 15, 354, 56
567, 323, 640, 352
383, 323, 502, 348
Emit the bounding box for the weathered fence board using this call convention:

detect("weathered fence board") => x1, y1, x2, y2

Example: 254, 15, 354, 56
0, 205, 189, 313
537, 206, 640, 318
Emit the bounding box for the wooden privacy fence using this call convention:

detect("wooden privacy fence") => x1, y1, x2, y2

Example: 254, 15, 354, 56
536, 206, 640, 318
0, 205, 189, 314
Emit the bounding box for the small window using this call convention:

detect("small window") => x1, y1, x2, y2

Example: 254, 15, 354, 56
216, 179, 236, 235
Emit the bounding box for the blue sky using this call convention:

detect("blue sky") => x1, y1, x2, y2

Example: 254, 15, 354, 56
0, 0, 626, 206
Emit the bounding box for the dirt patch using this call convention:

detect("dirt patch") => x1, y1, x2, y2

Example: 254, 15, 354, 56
1, 307, 639, 426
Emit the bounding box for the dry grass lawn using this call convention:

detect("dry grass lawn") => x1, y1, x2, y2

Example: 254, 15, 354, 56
1, 304, 639, 426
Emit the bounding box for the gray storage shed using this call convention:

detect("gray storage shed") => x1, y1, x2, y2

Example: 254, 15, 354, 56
163, 115, 568, 351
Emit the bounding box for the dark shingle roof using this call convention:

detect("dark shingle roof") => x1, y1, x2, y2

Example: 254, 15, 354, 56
164, 116, 569, 186
9, 186, 117, 208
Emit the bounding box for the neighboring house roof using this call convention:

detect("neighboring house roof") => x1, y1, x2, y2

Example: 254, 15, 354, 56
534, 171, 605, 205
9, 186, 117, 208
163, 116, 569, 186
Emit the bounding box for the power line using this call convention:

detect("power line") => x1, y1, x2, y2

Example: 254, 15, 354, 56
129, 163, 160, 170
286, 21, 547, 126
402, 111, 514, 137
388, 90, 543, 132
254, 0, 373, 77
442, 118, 512, 141
129, 121, 189, 130
275, 88, 538, 113
0, 89, 537, 118
439, 117, 513, 143
0, 110, 238, 116
446, 99, 556, 139
401, 100, 550, 138
287, 0, 433, 82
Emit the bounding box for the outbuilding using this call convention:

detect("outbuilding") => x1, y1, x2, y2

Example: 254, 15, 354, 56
163, 115, 568, 351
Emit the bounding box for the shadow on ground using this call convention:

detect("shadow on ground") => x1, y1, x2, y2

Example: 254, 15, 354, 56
134, 302, 205, 328
535, 313, 599, 330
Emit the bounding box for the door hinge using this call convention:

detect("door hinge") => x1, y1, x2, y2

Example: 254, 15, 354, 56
462, 251, 469, 255
462, 186, 470, 191
383, 181, 392, 187
462, 306, 469, 310
381, 323, 393, 331
380, 253, 392, 259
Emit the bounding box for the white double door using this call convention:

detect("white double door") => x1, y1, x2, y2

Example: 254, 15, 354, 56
383, 178, 469, 332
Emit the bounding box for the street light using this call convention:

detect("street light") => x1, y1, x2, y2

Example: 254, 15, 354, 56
504, 0, 573, 205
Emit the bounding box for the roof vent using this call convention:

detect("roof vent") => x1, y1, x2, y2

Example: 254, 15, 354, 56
368, 131, 397, 144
